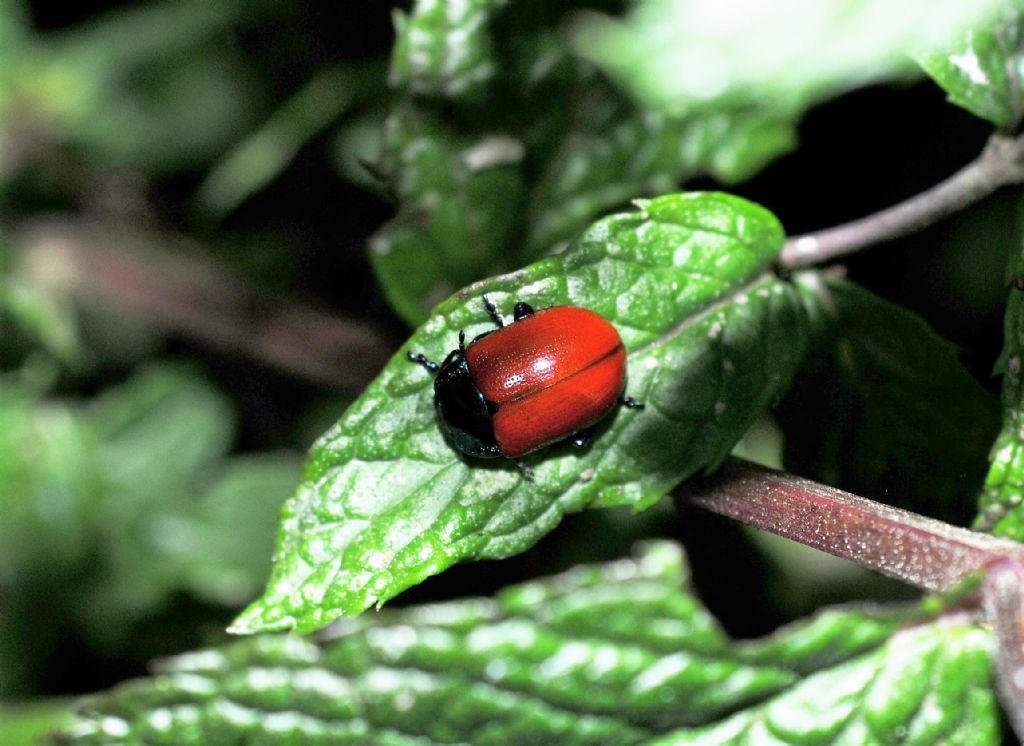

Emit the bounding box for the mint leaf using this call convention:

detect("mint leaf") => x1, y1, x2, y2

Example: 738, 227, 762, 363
0, 700, 74, 746
977, 220, 1024, 537
389, 0, 507, 99
573, 0, 1006, 117
371, 106, 525, 325
522, 82, 797, 260
0, 378, 102, 580
737, 606, 903, 675
372, 5, 803, 324
918, 8, 1024, 132
234, 192, 808, 635
777, 274, 998, 523
0, 274, 81, 366
651, 621, 998, 745
60, 543, 912, 745
0, 365, 299, 677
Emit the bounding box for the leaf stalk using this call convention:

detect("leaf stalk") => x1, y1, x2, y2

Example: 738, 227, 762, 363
676, 457, 1024, 593
779, 132, 1024, 268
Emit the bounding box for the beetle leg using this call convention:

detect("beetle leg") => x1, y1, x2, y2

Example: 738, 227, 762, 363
513, 301, 535, 321
515, 459, 535, 481
620, 396, 645, 410
570, 426, 594, 449
407, 351, 440, 373
481, 294, 505, 328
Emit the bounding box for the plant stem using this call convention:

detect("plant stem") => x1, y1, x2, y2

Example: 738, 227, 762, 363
17, 218, 395, 392
779, 133, 1024, 268
676, 458, 1024, 593
984, 559, 1024, 742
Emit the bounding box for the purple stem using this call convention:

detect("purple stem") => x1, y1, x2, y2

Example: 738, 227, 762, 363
676, 458, 1024, 593
780, 133, 1024, 268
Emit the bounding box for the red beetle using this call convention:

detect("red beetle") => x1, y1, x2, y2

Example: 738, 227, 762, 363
409, 296, 642, 463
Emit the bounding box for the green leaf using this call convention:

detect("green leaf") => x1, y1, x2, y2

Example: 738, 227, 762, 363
21, 1, 266, 175
977, 219, 1024, 537
59, 543, 914, 745
389, 0, 508, 99
371, 106, 526, 325
650, 622, 998, 745
918, 8, 1024, 131
164, 454, 303, 607
0, 275, 82, 366
234, 192, 808, 635
736, 606, 904, 675
77, 367, 294, 637
522, 79, 797, 260
0, 700, 75, 746
0, 378, 103, 581
372, 5, 807, 324
776, 274, 999, 524
195, 64, 383, 220
91, 364, 235, 508
572, 0, 1008, 117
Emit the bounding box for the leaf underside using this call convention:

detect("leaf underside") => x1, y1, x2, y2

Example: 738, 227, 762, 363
778, 274, 998, 525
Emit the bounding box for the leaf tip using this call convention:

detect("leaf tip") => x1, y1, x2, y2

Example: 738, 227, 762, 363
630, 198, 652, 217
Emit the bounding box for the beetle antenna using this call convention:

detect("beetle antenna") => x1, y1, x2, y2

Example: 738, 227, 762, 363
407, 351, 440, 373
620, 396, 645, 410
482, 294, 505, 328
458, 330, 467, 352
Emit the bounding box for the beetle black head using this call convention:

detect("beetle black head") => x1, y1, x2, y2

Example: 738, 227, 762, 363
433, 348, 502, 458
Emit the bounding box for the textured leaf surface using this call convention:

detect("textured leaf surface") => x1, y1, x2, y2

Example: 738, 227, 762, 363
234, 192, 808, 635
58, 543, 913, 745
918, 8, 1024, 131
977, 227, 1024, 537
777, 274, 999, 524
372, 5, 800, 325
651, 622, 998, 745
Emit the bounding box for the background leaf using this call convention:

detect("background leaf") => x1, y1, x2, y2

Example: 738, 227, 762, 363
56, 543, 919, 745
573, 0, 1008, 117
233, 192, 809, 635
0, 364, 300, 693
370, 3, 807, 325
0, 700, 74, 746
650, 621, 998, 745
389, 0, 507, 99
918, 7, 1024, 132
977, 205, 1024, 537
371, 105, 526, 324
776, 273, 999, 524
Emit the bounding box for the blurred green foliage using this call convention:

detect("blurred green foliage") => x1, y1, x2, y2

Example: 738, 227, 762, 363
0, 363, 300, 695
0, 0, 1021, 742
